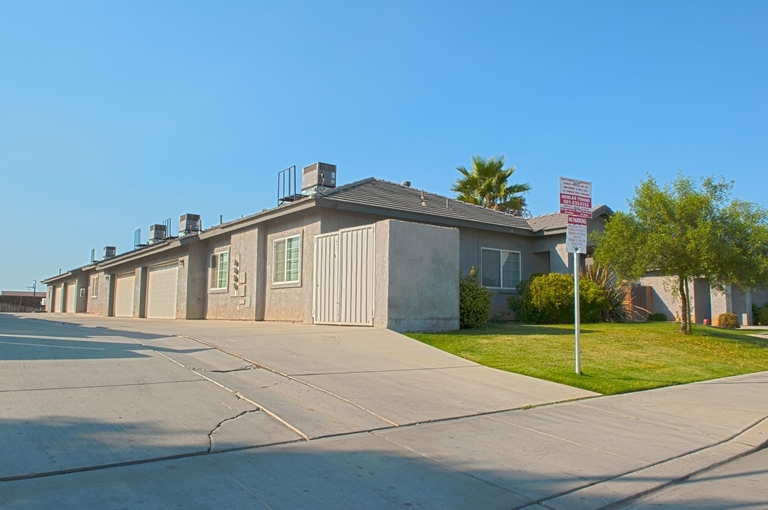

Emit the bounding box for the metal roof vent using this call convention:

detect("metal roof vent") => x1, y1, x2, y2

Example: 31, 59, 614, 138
401, 181, 411, 188
103, 246, 116, 259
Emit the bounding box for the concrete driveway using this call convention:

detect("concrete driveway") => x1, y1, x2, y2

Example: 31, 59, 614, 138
1, 313, 767, 509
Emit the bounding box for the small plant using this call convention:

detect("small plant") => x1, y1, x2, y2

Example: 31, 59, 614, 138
758, 307, 768, 326
717, 312, 739, 329
647, 313, 668, 322
459, 267, 493, 329
580, 264, 631, 322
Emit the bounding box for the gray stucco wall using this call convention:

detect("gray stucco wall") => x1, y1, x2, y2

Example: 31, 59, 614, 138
458, 227, 533, 318
262, 210, 321, 322
377, 220, 459, 332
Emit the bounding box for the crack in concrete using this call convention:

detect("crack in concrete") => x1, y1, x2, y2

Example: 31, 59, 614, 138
207, 409, 262, 454
187, 365, 257, 374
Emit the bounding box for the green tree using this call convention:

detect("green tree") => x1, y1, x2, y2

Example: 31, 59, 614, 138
593, 173, 768, 334
452, 155, 532, 216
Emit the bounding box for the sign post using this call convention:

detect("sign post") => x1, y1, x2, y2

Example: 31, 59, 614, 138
560, 177, 592, 375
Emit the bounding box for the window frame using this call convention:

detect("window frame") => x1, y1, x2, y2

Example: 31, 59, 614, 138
272, 234, 301, 285
480, 248, 521, 290
209, 250, 230, 291
91, 275, 99, 298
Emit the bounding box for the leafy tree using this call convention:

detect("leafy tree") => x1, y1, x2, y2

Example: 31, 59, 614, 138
593, 173, 768, 334
452, 155, 532, 215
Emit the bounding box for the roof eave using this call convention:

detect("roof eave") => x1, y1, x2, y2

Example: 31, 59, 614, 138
315, 197, 533, 236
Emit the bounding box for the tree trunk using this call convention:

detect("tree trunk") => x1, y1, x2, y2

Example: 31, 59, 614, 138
678, 276, 689, 334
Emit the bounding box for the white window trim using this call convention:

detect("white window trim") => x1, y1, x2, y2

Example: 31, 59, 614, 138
209, 250, 230, 291
91, 275, 99, 298
272, 234, 302, 285
480, 248, 522, 290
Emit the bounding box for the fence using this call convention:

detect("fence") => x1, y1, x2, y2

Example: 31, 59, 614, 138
0, 295, 46, 313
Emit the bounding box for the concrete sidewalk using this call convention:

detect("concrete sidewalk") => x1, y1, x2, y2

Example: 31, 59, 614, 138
1, 313, 767, 509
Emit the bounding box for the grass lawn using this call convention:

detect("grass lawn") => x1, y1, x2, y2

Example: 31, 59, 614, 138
407, 322, 768, 395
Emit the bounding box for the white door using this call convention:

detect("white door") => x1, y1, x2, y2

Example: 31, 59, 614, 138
65, 282, 77, 313
313, 232, 339, 324
53, 284, 64, 312
146, 263, 178, 319
114, 273, 135, 317
313, 225, 375, 326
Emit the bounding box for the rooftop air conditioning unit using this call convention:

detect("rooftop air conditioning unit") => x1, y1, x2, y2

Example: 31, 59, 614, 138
179, 213, 201, 235
103, 246, 117, 259
301, 162, 336, 194
149, 224, 167, 244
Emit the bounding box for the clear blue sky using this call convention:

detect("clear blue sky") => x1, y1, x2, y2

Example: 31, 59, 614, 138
1, 1, 766, 292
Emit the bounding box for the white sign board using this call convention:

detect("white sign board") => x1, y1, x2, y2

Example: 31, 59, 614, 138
566, 216, 588, 254
560, 177, 592, 219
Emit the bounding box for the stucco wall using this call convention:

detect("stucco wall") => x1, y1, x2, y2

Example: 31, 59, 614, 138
639, 275, 677, 320
204, 234, 233, 319
85, 271, 110, 316
458, 227, 534, 318
263, 210, 321, 322
378, 220, 459, 332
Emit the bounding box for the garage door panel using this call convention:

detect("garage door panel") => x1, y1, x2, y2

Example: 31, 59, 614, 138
65, 282, 76, 313
146, 264, 178, 319
114, 273, 135, 318
52, 286, 59, 312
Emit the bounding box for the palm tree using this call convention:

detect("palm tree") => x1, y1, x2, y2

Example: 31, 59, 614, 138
451, 155, 532, 215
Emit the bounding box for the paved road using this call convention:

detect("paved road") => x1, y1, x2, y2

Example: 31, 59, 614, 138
1, 313, 767, 509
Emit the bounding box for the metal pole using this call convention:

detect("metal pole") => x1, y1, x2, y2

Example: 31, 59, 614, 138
574, 251, 581, 375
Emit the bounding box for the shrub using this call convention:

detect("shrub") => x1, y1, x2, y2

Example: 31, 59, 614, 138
508, 273, 610, 324
459, 268, 493, 329
647, 313, 668, 322
758, 307, 768, 326
717, 312, 739, 329
579, 264, 631, 322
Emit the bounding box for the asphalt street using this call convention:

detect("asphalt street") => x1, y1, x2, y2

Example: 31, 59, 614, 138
1, 313, 766, 509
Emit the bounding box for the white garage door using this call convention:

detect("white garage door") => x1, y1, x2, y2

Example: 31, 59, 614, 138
51, 286, 59, 312
313, 225, 375, 326
114, 273, 135, 318
146, 263, 178, 319
65, 282, 77, 313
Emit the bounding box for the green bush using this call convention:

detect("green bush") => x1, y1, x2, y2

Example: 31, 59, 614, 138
717, 312, 739, 329
508, 273, 610, 324
580, 265, 631, 322
758, 307, 768, 326
459, 268, 493, 329
647, 312, 668, 322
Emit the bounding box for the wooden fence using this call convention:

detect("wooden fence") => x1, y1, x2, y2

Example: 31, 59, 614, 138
0, 295, 45, 313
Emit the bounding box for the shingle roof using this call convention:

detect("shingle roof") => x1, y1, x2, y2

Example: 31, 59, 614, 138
316, 178, 533, 232
527, 212, 567, 232
528, 205, 613, 233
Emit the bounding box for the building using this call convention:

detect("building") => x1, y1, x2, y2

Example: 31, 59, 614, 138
41, 165, 611, 331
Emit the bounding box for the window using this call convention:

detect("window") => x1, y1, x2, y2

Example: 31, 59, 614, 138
210, 251, 229, 290
273, 235, 301, 283
91, 275, 99, 298
481, 248, 521, 289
